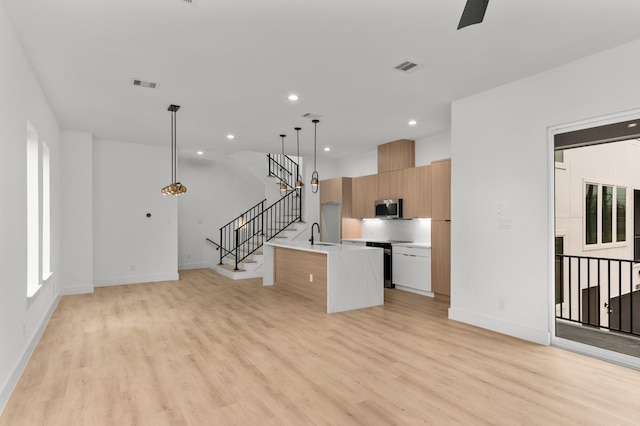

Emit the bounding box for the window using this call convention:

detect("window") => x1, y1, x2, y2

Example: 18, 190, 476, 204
26, 123, 52, 297
42, 142, 51, 280
585, 182, 626, 246
26, 122, 40, 297
554, 149, 564, 163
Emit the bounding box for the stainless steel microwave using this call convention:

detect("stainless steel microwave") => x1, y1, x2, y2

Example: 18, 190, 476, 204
375, 199, 403, 219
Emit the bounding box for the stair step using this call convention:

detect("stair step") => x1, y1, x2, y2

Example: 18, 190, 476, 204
219, 264, 246, 272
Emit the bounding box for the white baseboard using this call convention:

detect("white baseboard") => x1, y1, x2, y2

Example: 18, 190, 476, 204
178, 262, 208, 270
394, 285, 434, 298
94, 272, 179, 287
448, 307, 551, 346
61, 284, 94, 295
0, 296, 60, 416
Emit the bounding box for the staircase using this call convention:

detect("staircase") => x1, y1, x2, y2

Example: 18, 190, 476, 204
209, 153, 306, 280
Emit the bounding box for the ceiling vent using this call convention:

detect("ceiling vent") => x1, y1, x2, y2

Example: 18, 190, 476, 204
132, 79, 158, 89
302, 113, 322, 120
394, 60, 423, 73
174, 0, 195, 5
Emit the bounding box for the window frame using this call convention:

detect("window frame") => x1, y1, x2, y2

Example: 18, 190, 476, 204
583, 179, 628, 250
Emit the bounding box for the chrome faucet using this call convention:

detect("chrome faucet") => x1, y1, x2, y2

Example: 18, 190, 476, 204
309, 222, 320, 245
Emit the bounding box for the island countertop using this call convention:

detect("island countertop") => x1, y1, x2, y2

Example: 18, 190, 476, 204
263, 240, 384, 313
264, 240, 380, 254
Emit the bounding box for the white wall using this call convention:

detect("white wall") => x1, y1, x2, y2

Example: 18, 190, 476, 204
61, 131, 93, 294
450, 38, 640, 345
415, 132, 451, 166
177, 157, 264, 269
93, 139, 178, 285
0, 1, 62, 413
338, 147, 378, 177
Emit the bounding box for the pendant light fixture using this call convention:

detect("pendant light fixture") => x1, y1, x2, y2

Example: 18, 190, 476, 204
161, 105, 187, 195
279, 134, 287, 194
310, 119, 319, 193
294, 127, 303, 190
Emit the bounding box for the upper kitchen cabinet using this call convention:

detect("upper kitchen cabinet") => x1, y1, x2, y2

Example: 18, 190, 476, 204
351, 174, 378, 218
377, 169, 404, 200
378, 139, 415, 173
319, 177, 352, 217
431, 159, 451, 220
403, 165, 432, 218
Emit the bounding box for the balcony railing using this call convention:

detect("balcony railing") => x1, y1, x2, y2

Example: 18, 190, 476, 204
556, 254, 640, 337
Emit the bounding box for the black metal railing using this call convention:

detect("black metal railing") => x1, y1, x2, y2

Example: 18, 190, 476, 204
215, 190, 302, 271
218, 199, 266, 270
268, 153, 299, 192
556, 254, 640, 337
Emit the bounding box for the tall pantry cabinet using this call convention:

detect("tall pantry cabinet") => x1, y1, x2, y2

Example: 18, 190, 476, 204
431, 159, 451, 301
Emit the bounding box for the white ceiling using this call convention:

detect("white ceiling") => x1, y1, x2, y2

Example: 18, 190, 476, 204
5, 0, 640, 161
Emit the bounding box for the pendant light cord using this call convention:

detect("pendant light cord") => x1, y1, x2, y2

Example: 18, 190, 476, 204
295, 127, 301, 181
171, 110, 176, 183
313, 120, 317, 171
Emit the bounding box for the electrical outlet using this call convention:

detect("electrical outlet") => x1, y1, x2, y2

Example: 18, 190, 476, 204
309, 274, 313, 283
131, 264, 136, 271
498, 299, 505, 310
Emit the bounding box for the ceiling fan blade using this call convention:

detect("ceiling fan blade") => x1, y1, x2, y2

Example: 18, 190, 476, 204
457, 0, 490, 30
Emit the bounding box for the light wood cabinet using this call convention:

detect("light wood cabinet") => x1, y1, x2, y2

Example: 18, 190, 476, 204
431, 220, 451, 298
403, 165, 432, 218
351, 174, 378, 218
431, 159, 451, 220
378, 139, 415, 173
377, 169, 404, 200
319, 178, 341, 204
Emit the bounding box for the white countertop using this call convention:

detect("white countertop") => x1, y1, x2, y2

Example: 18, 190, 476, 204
341, 238, 430, 248
265, 240, 379, 254
392, 242, 431, 249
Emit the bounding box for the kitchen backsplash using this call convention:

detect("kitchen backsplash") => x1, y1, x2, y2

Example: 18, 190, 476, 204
361, 218, 431, 243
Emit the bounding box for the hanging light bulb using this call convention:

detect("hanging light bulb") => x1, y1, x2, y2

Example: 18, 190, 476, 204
311, 119, 319, 193
161, 105, 187, 195
295, 127, 303, 189
279, 134, 287, 194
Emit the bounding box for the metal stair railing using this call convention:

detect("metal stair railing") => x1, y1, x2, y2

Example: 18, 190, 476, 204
268, 153, 300, 192
212, 191, 302, 271
208, 152, 303, 271
218, 199, 266, 269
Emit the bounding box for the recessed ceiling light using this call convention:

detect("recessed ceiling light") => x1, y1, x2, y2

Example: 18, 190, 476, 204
288, 94, 299, 101
197, 151, 203, 155
324, 147, 330, 152
227, 134, 235, 139
628, 123, 637, 128
408, 120, 417, 126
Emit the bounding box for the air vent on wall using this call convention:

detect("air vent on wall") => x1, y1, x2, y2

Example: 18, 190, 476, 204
132, 79, 158, 89
174, 0, 195, 5
394, 60, 423, 73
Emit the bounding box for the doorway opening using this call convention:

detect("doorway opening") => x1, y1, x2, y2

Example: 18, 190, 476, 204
554, 116, 640, 358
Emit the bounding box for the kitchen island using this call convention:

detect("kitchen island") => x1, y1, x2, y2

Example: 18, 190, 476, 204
263, 240, 384, 313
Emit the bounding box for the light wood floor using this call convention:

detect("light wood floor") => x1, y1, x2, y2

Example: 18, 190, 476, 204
2, 269, 640, 425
